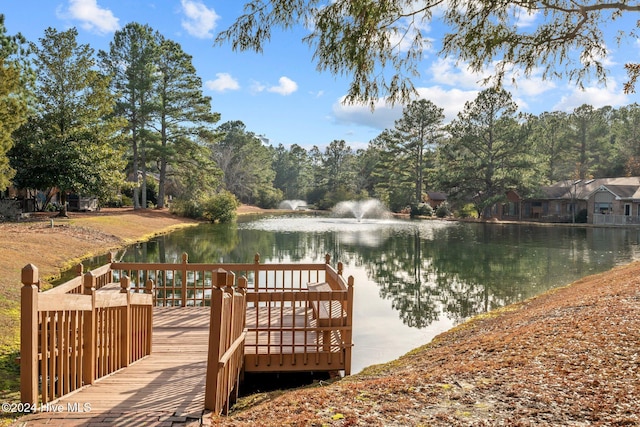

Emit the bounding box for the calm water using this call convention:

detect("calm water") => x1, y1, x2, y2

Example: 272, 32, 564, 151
89, 214, 640, 373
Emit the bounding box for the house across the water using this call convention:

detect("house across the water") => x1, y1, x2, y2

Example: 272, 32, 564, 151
496, 177, 640, 225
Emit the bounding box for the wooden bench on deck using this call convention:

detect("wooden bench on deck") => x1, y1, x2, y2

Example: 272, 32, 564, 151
307, 282, 348, 351
307, 282, 347, 325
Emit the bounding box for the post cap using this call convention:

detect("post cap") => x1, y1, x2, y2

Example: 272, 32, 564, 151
21, 264, 39, 286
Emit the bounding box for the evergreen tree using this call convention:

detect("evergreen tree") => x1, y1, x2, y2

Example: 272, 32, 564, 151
612, 103, 640, 176
271, 143, 312, 200
568, 104, 612, 179
11, 28, 125, 215
218, 0, 640, 104
529, 111, 572, 183
369, 130, 415, 212
99, 23, 158, 209
0, 15, 30, 191
437, 88, 534, 216
152, 37, 221, 208
390, 99, 444, 204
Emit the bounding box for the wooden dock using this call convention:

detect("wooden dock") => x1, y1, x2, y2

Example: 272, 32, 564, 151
17, 255, 354, 423
15, 307, 211, 426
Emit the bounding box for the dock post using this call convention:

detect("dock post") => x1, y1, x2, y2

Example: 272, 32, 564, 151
344, 275, 355, 376
20, 264, 39, 406
253, 253, 260, 291
204, 269, 227, 412
83, 271, 97, 385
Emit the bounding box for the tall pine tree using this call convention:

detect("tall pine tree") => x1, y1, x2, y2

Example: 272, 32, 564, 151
99, 23, 158, 209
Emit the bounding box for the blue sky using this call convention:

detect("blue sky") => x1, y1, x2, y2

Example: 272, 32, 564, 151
3, 0, 640, 150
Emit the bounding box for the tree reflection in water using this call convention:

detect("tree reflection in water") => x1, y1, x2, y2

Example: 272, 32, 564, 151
82, 215, 640, 371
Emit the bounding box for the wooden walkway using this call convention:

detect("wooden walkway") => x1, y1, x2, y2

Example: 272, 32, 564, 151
14, 307, 212, 427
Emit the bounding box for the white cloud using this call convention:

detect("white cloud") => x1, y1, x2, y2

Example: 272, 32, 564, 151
428, 58, 490, 90
205, 73, 240, 92
505, 73, 557, 97
250, 80, 266, 94
332, 96, 403, 131
268, 76, 299, 95
429, 57, 557, 105
512, 6, 538, 28
331, 86, 479, 133
552, 82, 631, 112
415, 86, 478, 122
180, 0, 219, 39
57, 0, 119, 35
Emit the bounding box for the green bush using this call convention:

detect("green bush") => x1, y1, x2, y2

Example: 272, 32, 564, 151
410, 203, 433, 217
435, 202, 451, 218
121, 177, 158, 207
169, 198, 204, 219
202, 191, 239, 223
457, 203, 479, 218
120, 195, 133, 207
575, 208, 588, 223
257, 187, 283, 209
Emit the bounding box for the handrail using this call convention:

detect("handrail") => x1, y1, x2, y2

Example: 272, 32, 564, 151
20, 264, 153, 407
110, 253, 347, 307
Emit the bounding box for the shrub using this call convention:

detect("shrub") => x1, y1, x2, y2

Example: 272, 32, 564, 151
410, 203, 433, 217
575, 208, 588, 223
202, 191, 239, 223
121, 177, 158, 207
435, 202, 451, 218
169, 198, 203, 219
457, 203, 479, 218
257, 187, 283, 209
120, 195, 133, 207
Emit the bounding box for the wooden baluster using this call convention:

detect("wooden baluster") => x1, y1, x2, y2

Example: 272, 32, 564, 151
20, 264, 39, 406
253, 253, 260, 291
181, 253, 188, 307
120, 276, 131, 368
76, 264, 84, 294
145, 279, 154, 355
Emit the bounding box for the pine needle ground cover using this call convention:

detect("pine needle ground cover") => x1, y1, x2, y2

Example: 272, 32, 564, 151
217, 262, 640, 426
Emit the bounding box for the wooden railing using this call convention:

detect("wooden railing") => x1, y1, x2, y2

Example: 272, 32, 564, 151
204, 270, 247, 414
110, 253, 354, 375
20, 264, 153, 406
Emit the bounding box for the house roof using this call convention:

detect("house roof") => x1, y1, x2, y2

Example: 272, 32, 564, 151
540, 177, 640, 200
601, 185, 640, 199
426, 192, 447, 201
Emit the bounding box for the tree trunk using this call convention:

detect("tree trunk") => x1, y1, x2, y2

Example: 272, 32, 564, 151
57, 191, 69, 218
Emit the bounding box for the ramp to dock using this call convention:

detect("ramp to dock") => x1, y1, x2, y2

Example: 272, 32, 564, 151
15, 307, 211, 426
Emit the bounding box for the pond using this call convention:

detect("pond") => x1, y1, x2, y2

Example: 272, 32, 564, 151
86, 214, 640, 374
